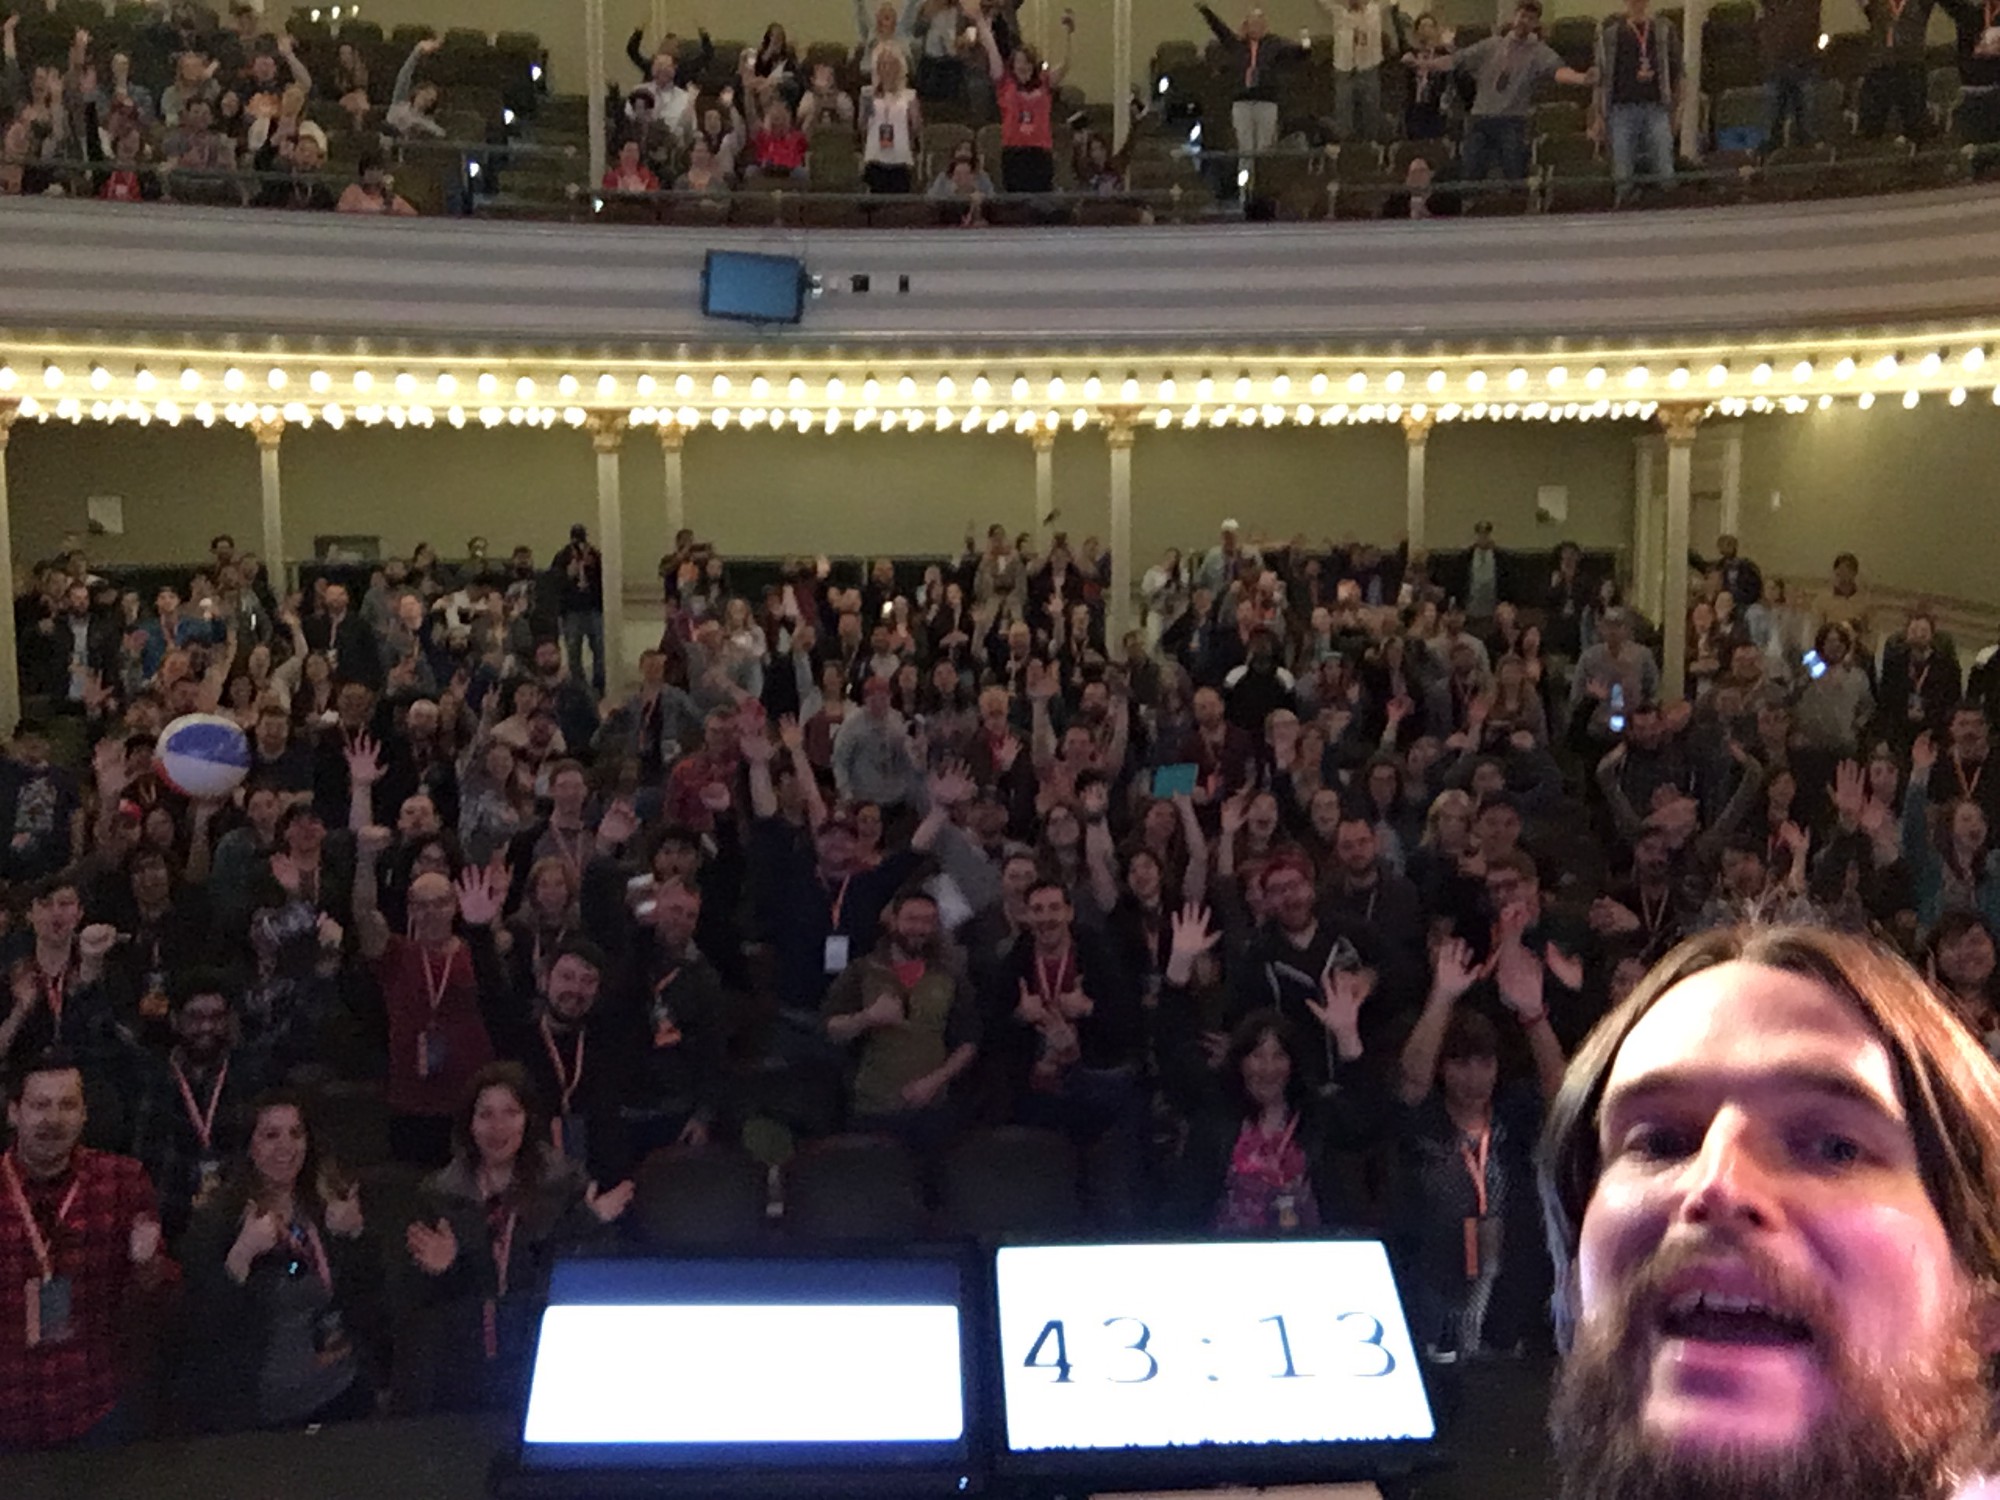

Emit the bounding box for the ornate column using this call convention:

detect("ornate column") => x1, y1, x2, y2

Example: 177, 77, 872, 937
1659, 402, 1704, 706
1032, 426, 1055, 534
1103, 407, 1139, 648
1633, 438, 1659, 625
1401, 411, 1434, 551
250, 415, 287, 594
0, 402, 20, 733
588, 415, 629, 694
657, 420, 688, 544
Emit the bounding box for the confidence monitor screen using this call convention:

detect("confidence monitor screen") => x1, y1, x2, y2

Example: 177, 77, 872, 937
700, 250, 806, 325
994, 1241, 1436, 1481
519, 1256, 974, 1479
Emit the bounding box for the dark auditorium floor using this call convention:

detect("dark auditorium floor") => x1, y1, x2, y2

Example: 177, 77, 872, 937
0, 1356, 1556, 1500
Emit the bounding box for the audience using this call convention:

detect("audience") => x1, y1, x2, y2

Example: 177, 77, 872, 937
1, 504, 1995, 1445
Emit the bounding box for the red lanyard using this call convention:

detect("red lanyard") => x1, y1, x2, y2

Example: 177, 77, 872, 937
1628, 16, 1652, 69
538, 1017, 585, 1116
1035, 948, 1075, 1003
1245, 37, 1260, 85
482, 1204, 519, 1361
2, 1153, 80, 1282
418, 941, 458, 1018
1887, 0, 1909, 23
38, 963, 70, 1028
1459, 1126, 1492, 1219
1956, 753, 1985, 801
171, 1058, 228, 1151
1911, 657, 1932, 696
825, 875, 852, 930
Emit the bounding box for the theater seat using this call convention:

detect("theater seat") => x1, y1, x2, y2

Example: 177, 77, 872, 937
633, 1145, 771, 1249
937, 1127, 1082, 1237
783, 1135, 927, 1241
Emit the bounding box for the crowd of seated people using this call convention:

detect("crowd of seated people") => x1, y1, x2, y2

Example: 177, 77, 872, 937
0, 3, 481, 207
3, 498, 1999, 1450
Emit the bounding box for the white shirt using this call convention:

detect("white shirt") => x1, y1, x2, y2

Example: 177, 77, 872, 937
1328, 1, 1389, 73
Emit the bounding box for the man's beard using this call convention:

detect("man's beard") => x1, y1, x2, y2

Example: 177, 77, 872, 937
1550, 1240, 1994, 1500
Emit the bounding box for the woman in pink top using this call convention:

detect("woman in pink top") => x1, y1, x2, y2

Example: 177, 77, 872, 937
976, 7, 1073, 193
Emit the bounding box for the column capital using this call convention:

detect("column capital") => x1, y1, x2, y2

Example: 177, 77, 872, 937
250, 415, 286, 451
1657, 401, 1705, 446
587, 413, 629, 454
1100, 405, 1142, 450
1030, 426, 1056, 454
0, 398, 18, 449
1401, 411, 1434, 445
656, 420, 687, 453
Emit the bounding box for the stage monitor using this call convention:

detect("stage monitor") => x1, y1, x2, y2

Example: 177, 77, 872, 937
992, 1239, 1437, 1489
701, 250, 807, 325
510, 1252, 980, 1498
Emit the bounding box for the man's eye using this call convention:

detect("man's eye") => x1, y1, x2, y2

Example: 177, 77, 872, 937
1622, 1125, 1692, 1160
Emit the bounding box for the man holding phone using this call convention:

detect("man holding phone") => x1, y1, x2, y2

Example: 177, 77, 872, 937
1570, 608, 1659, 745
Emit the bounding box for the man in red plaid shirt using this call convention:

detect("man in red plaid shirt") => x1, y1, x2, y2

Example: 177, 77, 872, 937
1, 1049, 176, 1451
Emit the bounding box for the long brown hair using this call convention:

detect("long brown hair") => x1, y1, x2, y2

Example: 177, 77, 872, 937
1539, 924, 2000, 1352
452, 1061, 550, 1198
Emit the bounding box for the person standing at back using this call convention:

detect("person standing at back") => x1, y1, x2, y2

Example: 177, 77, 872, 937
552, 524, 605, 698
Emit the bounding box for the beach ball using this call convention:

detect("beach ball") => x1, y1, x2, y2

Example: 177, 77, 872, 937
158, 714, 252, 799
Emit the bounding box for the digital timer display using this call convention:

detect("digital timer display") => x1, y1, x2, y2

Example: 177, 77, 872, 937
994, 1240, 1435, 1453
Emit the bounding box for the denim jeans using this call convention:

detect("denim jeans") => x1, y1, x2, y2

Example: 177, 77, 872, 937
1608, 102, 1676, 194
1765, 60, 1816, 147
1332, 67, 1383, 142
1461, 115, 1530, 182
560, 608, 606, 695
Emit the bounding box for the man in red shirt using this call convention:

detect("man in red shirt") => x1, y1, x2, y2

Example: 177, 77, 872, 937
0, 1050, 175, 1451
354, 834, 494, 1166
664, 707, 744, 833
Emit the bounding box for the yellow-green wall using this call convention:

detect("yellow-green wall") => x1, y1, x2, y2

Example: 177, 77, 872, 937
1734, 400, 2000, 608
10, 400, 1991, 603
4, 415, 1638, 580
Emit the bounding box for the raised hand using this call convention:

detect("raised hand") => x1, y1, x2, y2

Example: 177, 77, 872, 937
323, 1184, 365, 1239
1014, 979, 1049, 1027
354, 824, 394, 860
929, 760, 976, 807
1078, 778, 1110, 821
1830, 759, 1864, 823
1430, 936, 1480, 1002
1307, 967, 1373, 1042
596, 799, 639, 847
738, 720, 775, 764
406, 1218, 458, 1274
455, 864, 503, 927
1493, 938, 1546, 1019
1588, 896, 1641, 935
92, 735, 128, 795
994, 734, 1023, 775
128, 1216, 162, 1265
862, 987, 906, 1029
776, 714, 805, 754
699, 779, 734, 814
1219, 789, 1249, 837
585, 1179, 635, 1223
1911, 731, 1937, 776
1169, 901, 1220, 961
233, 1205, 284, 1262
78, 923, 120, 963
347, 734, 385, 787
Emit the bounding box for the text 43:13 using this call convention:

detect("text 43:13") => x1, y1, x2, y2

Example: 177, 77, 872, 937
1021, 1312, 1397, 1383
